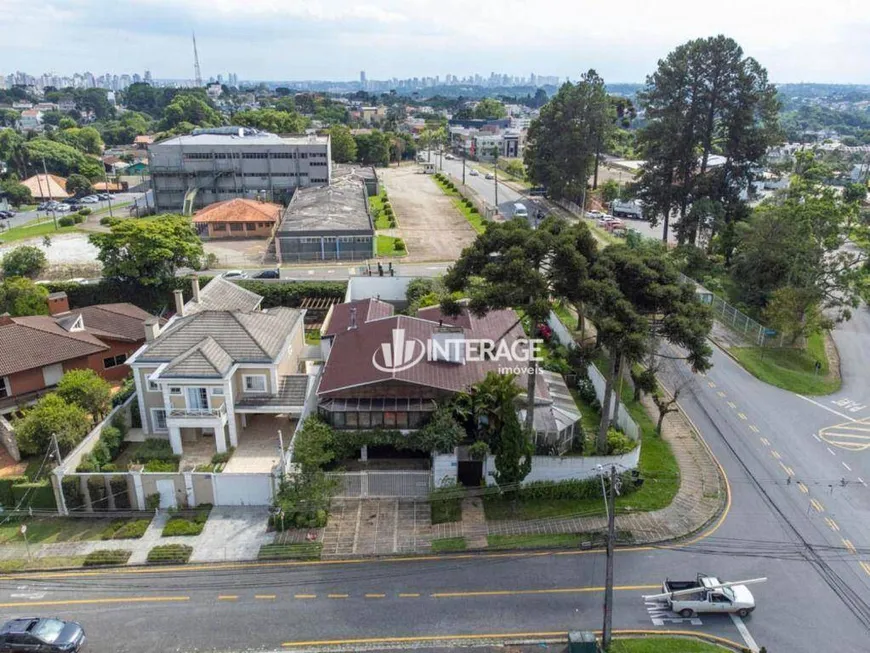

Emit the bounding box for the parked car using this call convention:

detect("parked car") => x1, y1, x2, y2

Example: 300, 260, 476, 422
81, 196, 99, 203
469, 169, 479, 176
54, 204, 71, 213
97, 193, 111, 200
253, 269, 279, 279
68, 203, 83, 212
529, 186, 547, 197
445, 154, 454, 160
0, 617, 86, 652
484, 172, 494, 180
644, 574, 765, 618
61, 198, 78, 205
222, 270, 248, 279
0, 210, 14, 219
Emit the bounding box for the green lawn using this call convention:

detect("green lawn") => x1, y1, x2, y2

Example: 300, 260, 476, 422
376, 234, 406, 257
430, 497, 462, 524
0, 556, 86, 572
611, 637, 730, 653
487, 533, 584, 550
0, 518, 131, 545
0, 217, 78, 243
431, 537, 467, 553
304, 329, 322, 345
258, 542, 323, 560
731, 331, 840, 395
431, 175, 486, 233
369, 195, 396, 229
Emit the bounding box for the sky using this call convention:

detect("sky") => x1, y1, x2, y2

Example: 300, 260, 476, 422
1, 0, 868, 84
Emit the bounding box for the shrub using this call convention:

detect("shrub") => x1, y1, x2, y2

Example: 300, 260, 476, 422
110, 476, 131, 509
84, 549, 131, 567
0, 477, 26, 508
76, 456, 98, 473
111, 408, 129, 437
72, 213, 85, 224
9, 481, 56, 511
161, 507, 210, 537
145, 493, 160, 510
469, 206, 479, 214
58, 216, 75, 227
99, 216, 119, 227
132, 439, 178, 464
99, 425, 124, 460
258, 543, 322, 560
78, 207, 92, 216
144, 459, 178, 472
130, 397, 142, 428
211, 448, 234, 465
108, 518, 151, 539
87, 476, 109, 511
606, 428, 637, 455
430, 483, 463, 524
147, 544, 193, 564
394, 239, 406, 252
61, 477, 84, 511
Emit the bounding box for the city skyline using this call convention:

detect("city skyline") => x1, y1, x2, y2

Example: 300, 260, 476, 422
0, 0, 867, 84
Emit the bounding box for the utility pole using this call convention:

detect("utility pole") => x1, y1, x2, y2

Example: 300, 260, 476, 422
462, 153, 466, 186
492, 146, 499, 212
101, 163, 114, 218
41, 157, 58, 231
602, 464, 617, 650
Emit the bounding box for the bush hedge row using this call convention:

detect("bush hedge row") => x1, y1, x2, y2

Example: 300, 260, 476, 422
1, 478, 57, 511
147, 544, 193, 564
83, 549, 131, 567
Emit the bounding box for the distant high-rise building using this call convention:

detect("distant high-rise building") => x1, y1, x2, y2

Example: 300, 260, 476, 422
144, 69, 152, 84
360, 70, 366, 89
217, 73, 223, 84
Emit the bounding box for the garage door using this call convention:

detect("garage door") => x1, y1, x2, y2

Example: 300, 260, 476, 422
212, 473, 274, 506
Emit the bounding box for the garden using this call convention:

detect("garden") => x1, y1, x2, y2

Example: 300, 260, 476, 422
369, 188, 406, 256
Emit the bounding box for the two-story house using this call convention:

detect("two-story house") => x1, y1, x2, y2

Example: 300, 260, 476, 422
127, 277, 310, 458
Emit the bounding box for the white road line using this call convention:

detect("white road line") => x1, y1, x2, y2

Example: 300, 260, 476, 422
859, 477, 867, 486
796, 394, 858, 422
843, 462, 852, 471
730, 614, 759, 653
827, 447, 837, 456
812, 434, 822, 442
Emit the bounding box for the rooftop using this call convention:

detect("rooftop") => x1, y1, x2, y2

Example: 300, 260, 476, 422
276, 172, 372, 236
184, 277, 263, 315
153, 127, 329, 148
193, 198, 282, 224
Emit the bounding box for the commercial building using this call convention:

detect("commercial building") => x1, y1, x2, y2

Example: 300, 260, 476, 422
274, 169, 374, 263
148, 127, 331, 214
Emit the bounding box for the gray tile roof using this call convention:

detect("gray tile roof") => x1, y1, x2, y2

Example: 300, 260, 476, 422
275, 173, 372, 236
235, 375, 309, 409
162, 336, 234, 378
185, 277, 263, 315
139, 308, 304, 367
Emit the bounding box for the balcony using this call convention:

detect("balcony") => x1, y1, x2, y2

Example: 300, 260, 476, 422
168, 404, 227, 420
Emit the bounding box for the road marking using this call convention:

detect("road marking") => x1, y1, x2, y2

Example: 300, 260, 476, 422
730, 614, 760, 653
825, 517, 841, 532
843, 462, 852, 471
282, 630, 746, 649
644, 600, 702, 626
811, 499, 825, 513
294, 594, 316, 599
9, 592, 46, 599
727, 401, 737, 409
327, 594, 349, 599
717, 391, 727, 398
737, 412, 747, 420
255, 594, 276, 600
859, 477, 867, 486
812, 434, 822, 442
760, 437, 770, 446
796, 394, 858, 422
708, 381, 716, 388
779, 462, 795, 476
861, 562, 870, 577
365, 593, 386, 598
0, 596, 190, 609
431, 584, 660, 598
398, 593, 420, 598
828, 447, 837, 456
844, 539, 857, 554
749, 425, 759, 433
771, 450, 781, 459
797, 481, 809, 493
218, 595, 238, 601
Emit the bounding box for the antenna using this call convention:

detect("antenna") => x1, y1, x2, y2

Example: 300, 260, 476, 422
192, 31, 203, 87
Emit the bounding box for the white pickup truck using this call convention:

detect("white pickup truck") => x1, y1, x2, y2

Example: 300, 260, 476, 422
644, 574, 765, 618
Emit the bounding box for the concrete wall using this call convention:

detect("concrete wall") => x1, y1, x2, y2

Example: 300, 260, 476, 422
484, 449, 640, 483
277, 235, 374, 262
60, 395, 134, 473
201, 221, 274, 239
140, 473, 189, 508
432, 452, 458, 486
345, 275, 415, 303
0, 415, 20, 462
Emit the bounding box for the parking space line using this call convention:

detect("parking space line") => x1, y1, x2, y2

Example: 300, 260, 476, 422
727, 401, 737, 409
779, 462, 794, 476
797, 482, 809, 494
844, 539, 857, 554
825, 517, 841, 532
771, 450, 781, 459
708, 381, 716, 388
760, 437, 770, 446
737, 412, 747, 420
294, 594, 317, 599
749, 425, 759, 433
843, 462, 852, 471
860, 562, 870, 577
810, 499, 825, 513
827, 447, 837, 456
718, 391, 727, 398
730, 614, 760, 653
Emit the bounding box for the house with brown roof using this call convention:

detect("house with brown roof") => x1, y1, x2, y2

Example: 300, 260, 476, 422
21, 174, 70, 201
0, 293, 158, 414
192, 198, 282, 240
316, 301, 579, 443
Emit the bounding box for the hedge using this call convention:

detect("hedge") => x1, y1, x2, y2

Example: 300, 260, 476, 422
107, 519, 151, 539
162, 507, 211, 537
61, 477, 84, 512
110, 476, 131, 510
234, 280, 346, 309
83, 549, 131, 567
512, 476, 639, 501
147, 544, 193, 564
0, 476, 27, 508
58, 216, 75, 227
10, 481, 57, 511
87, 476, 109, 511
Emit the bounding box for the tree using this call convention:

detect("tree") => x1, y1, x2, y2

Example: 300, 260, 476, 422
491, 400, 534, 498
417, 405, 465, 454
473, 98, 507, 120
1, 246, 47, 279
601, 179, 621, 203
89, 215, 204, 286
65, 173, 94, 197
329, 124, 357, 163
0, 277, 49, 316
21, 138, 99, 178
0, 179, 31, 207
524, 70, 614, 202
636, 36, 781, 246
161, 93, 222, 130
354, 131, 390, 166
56, 369, 112, 423
0, 109, 19, 128
54, 126, 104, 155
843, 182, 868, 205
763, 286, 830, 345
232, 108, 309, 133
14, 394, 91, 457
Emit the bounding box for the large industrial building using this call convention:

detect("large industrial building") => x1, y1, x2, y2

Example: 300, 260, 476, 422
148, 127, 332, 214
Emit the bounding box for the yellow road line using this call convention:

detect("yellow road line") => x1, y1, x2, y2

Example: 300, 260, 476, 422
399, 593, 421, 598
218, 595, 238, 601
844, 539, 857, 554
0, 596, 190, 609
717, 391, 726, 398
328, 593, 349, 599
760, 437, 770, 446
771, 450, 781, 459
811, 499, 825, 513
255, 594, 276, 600
778, 461, 794, 476
365, 593, 386, 598
727, 401, 737, 409
798, 482, 809, 494
282, 629, 745, 649
294, 594, 316, 599
431, 584, 659, 599
749, 425, 760, 433
860, 562, 870, 577
737, 412, 747, 420
708, 381, 716, 388
826, 518, 840, 532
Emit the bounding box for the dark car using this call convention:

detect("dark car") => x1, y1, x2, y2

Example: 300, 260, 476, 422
253, 269, 280, 279
0, 618, 85, 652
0, 210, 14, 219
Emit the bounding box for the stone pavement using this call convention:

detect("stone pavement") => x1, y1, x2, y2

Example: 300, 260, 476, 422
320, 499, 432, 558
0, 506, 272, 566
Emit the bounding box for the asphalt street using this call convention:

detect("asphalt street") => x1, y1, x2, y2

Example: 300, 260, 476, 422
2, 192, 144, 230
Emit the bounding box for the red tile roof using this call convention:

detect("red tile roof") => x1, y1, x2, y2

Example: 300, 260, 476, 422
322, 298, 394, 338
193, 198, 282, 224
317, 307, 548, 401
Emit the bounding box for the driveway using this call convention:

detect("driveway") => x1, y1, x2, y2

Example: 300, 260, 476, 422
379, 166, 477, 262
321, 498, 432, 557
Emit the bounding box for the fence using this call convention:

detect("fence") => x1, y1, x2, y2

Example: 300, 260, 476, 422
326, 471, 432, 498
677, 272, 771, 346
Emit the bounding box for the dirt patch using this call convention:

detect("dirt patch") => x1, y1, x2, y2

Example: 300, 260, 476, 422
379, 167, 477, 262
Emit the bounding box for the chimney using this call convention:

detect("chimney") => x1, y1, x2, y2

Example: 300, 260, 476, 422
173, 289, 185, 317
348, 306, 357, 330
144, 317, 160, 342
47, 292, 70, 316
191, 276, 201, 303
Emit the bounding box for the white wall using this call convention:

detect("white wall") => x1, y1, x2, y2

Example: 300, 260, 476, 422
483, 448, 640, 484
345, 275, 416, 303
432, 452, 458, 486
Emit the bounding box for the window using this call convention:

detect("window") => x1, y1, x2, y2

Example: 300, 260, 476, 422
211, 387, 224, 396
230, 223, 244, 232
169, 387, 182, 395
384, 411, 396, 427
371, 412, 383, 427
147, 379, 159, 392
358, 412, 371, 428
245, 223, 256, 231
408, 412, 423, 429
332, 412, 345, 427
213, 223, 227, 231
345, 412, 358, 427
243, 375, 267, 393
396, 412, 408, 428
0, 376, 9, 399
151, 408, 167, 432
103, 353, 128, 369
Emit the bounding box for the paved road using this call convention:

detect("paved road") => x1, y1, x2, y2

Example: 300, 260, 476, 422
2, 192, 144, 230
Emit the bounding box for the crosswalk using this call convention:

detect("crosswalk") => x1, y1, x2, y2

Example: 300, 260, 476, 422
818, 417, 870, 451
